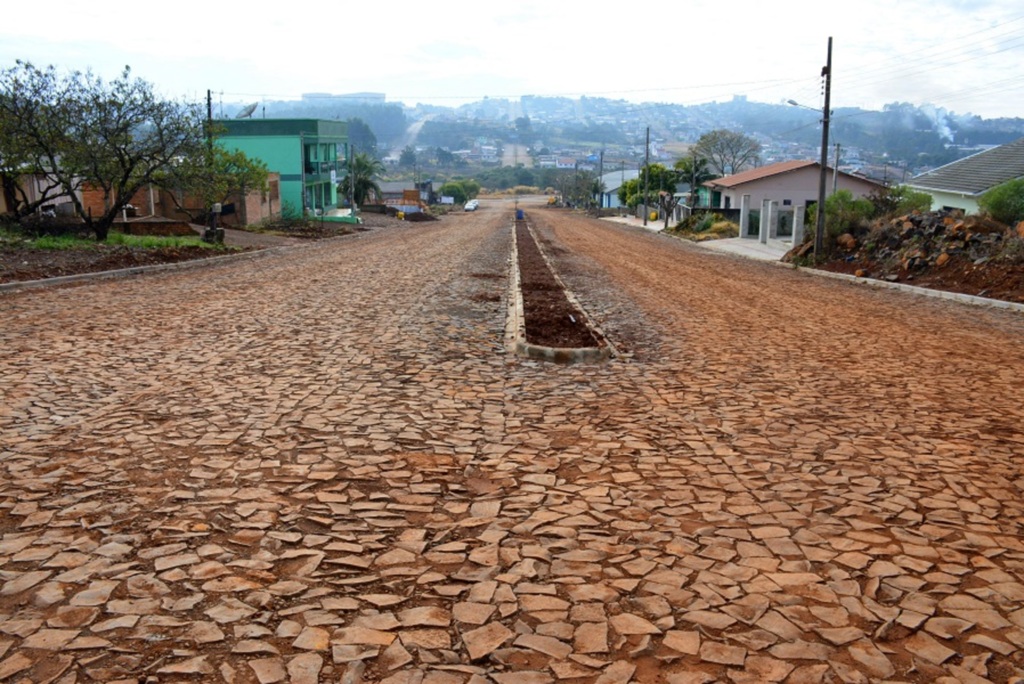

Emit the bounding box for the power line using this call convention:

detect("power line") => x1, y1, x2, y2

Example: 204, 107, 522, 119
840, 12, 1024, 83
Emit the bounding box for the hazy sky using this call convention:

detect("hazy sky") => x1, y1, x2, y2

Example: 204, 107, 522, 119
2, 0, 1022, 118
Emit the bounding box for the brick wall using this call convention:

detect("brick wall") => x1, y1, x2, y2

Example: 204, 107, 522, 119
80, 183, 159, 217
81, 174, 281, 227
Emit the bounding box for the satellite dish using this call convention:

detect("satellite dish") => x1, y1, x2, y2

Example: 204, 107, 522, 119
235, 102, 258, 119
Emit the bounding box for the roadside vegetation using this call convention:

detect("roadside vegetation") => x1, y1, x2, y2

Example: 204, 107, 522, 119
0, 227, 220, 252
0, 61, 266, 241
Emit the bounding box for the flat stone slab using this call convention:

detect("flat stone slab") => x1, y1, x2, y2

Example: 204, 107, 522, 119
0, 208, 1022, 683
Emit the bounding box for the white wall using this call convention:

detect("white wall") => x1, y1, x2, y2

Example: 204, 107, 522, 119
719, 167, 880, 210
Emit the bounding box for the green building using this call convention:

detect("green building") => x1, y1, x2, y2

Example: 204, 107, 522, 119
217, 119, 348, 217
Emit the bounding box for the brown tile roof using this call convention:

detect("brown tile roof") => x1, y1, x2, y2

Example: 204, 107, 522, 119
909, 137, 1024, 196
704, 160, 818, 188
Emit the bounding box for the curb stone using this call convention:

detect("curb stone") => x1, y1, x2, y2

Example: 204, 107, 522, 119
0, 229, 381, 294
673, 233, 1024, 314
0, 245, 293, 294
505, 219, 616, 363
794, 265, 1024, 313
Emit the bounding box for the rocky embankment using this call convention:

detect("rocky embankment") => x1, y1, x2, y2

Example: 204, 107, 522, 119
788, 212, 1024, 303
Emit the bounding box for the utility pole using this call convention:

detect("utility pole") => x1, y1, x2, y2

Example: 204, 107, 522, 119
832, 142, 840, 193
814, 37, 832, 260
620, 161, 625, 216
597, 149, 604, 209
643, 126, 650, 227
203, 90, 222, 243
690, 149, 698, 210
349, 144, 357, 216
514, 138, 519, 215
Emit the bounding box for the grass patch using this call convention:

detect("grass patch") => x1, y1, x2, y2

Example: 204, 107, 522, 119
2, 229, 218, 251
32, 234, 96, 250
105, 233, 214, 249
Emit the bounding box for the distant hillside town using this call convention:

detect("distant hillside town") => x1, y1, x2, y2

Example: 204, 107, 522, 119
230, 91, 1024, 181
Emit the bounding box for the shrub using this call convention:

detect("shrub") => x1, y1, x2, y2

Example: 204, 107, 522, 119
681, 212, 722, 233
695, 214, 718, 233
978, 178, 1024, 225
439, 182, 467, 204
867, 185, 932, 218
825, 190, 873, 238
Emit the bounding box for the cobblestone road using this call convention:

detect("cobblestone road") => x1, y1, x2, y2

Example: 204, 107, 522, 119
1, 201, 1023, 683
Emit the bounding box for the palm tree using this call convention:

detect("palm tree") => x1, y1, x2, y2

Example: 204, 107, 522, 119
341, 151, 385, 207
674, 153, 716, 209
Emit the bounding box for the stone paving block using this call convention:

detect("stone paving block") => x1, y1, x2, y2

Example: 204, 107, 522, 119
1, 209, 1023, 682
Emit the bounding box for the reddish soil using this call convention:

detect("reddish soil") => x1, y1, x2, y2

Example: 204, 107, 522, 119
0, 244, 253, 284
807, 211, 1024, 305
817, 254, 1024, 304
0, 213, 405, 286
515, 219, 600, 349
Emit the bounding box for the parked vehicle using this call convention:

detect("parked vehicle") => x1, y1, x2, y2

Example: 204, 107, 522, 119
464, 200, 479, 211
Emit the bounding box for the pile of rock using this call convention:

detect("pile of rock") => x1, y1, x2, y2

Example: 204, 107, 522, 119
828, 212, 1023, 278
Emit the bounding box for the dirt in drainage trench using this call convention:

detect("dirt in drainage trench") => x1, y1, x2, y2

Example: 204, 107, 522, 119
515, 219, 601, 349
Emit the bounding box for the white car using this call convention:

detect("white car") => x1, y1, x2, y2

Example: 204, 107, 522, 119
464, 200, 479, 211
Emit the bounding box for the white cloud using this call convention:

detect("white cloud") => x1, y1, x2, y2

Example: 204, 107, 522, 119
1, 0, 1021, 117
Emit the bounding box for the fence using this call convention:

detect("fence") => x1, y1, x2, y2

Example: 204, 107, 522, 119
741, 208, 797, 239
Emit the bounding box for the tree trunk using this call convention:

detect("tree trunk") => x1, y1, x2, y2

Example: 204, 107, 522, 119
93, 208, 118, 242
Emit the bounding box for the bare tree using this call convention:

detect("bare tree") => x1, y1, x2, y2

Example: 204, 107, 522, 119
693, 130, 761, 176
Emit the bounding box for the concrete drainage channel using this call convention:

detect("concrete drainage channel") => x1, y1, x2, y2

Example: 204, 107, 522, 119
505, 216, 616, 363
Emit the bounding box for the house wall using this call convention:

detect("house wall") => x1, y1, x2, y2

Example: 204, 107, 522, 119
80, 183, 158, 218
716, 167, 881, 211
2, 174, 82, 216
154, 172, 281, 227
237, 173, 281, 226
218, 132, 344, 217
908, 187, 980, 214
219, 135, 304, 215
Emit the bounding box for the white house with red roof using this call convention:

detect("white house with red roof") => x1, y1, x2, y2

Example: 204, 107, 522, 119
703, 160, 885, 240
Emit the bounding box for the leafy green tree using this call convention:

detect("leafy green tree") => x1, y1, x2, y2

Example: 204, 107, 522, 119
693, 129, 761, 175
0, 64, 68, 220
617, 177, 639, 208
459, 178, 480, 199
0, 61, 206, 239
346, 117, 377, 157
435, 147, 455, 166
439, 181, 467, 204
399, 145, 417, 169
340, 151, 385, 206
866, 185, 932, 218
618, 163, 679, 210
978, 178, 1024, 225
674, 154, 716, 208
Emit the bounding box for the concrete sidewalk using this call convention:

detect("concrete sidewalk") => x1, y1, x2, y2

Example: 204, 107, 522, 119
601, 214, 791, 261
698, 236, 792, 261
